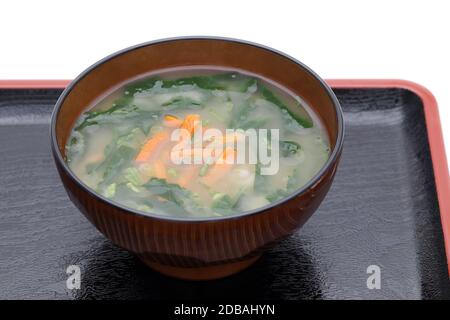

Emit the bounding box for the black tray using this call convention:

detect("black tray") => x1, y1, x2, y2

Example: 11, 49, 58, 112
0, 83, 449, 300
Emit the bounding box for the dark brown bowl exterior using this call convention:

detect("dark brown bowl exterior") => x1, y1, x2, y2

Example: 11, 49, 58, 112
51, 37, 344, 280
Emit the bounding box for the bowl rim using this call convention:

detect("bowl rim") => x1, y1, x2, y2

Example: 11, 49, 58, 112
50, 36, 345, 223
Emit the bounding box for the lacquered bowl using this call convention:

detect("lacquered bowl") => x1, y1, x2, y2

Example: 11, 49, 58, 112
50, 37, 344, 280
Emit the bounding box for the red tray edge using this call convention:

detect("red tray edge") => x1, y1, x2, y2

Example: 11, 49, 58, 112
1, 79, 449, 276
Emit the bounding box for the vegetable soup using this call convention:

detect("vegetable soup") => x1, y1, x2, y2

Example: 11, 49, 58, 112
66, 67, 330, 217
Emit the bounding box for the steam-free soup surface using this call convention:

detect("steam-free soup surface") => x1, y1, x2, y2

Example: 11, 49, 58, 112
66, 68, 330, 218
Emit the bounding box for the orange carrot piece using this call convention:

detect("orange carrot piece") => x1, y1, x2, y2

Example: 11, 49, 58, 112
163, 114, 182, 127
180, 114, 201, 135
135, 131, 168, 162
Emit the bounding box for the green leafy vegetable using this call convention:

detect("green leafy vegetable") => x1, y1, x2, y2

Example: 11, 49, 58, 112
199, 164, 209, 177
161, 97, 203, 110
123, 167, 142, 186
124, 73, 256, 93
117, 128, 146, 149
126, 182, 141, 193
143, 178, 203, 216
259, 85, 313, 128
212, 193, 235, 209
86, 140, 137, 189
280, 140, 301, 157
265, 169, 300, 202
124, 77, 159, 96
74, 96, 134, 131
103, 183, 116, 198
265, 189, 287, 202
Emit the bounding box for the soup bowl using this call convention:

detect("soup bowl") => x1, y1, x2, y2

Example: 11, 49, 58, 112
50, 37, 344, 280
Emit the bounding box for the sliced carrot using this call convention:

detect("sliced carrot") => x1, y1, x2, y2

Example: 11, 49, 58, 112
163, 114, 182, 127
180, 114, 201, 136
135, 131, 168, 162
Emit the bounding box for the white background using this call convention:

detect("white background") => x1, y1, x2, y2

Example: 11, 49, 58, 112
1, 0, 449, 168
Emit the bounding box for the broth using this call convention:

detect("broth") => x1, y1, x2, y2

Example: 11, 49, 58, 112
65, 67, 330, 217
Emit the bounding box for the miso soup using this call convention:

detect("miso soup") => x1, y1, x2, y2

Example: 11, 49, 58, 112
65, 67, 330, 217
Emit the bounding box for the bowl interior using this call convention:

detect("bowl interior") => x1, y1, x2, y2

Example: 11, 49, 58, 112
54, 38, 341, 159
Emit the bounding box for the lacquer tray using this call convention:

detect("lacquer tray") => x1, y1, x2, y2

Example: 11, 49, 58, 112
0, 80, 449, 299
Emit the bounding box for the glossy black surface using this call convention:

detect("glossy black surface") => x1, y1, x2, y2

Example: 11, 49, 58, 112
0, 88, 448, 299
